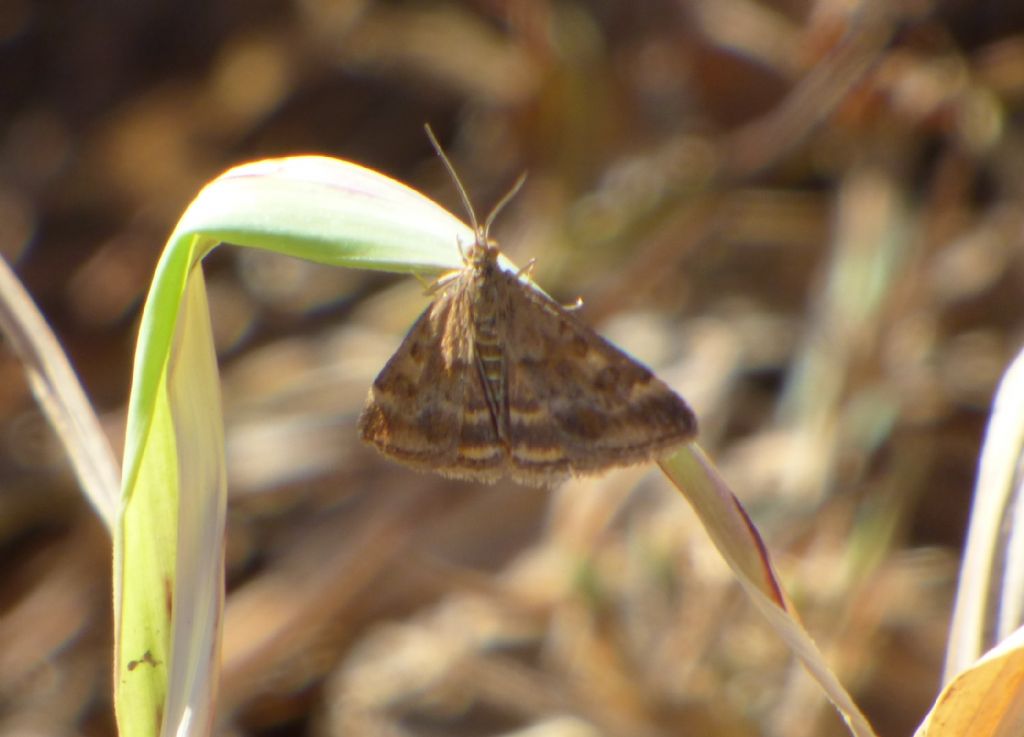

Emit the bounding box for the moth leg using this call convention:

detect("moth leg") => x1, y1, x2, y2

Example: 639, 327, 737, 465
514, 258, 537, 279
424, 268, 462, 295
418, 231, 472, 295
563, 296, 584, 311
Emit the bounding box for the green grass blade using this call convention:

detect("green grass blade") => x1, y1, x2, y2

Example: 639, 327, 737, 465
115, 156, 470, 737
176, 155, 472, 273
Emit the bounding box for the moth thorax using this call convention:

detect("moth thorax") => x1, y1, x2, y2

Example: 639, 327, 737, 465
470, 270, 501, 331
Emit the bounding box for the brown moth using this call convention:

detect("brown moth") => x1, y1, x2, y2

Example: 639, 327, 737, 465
358, 127, 697, 486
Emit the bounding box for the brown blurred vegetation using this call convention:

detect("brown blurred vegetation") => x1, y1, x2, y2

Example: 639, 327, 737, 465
2, 0, 1024, 735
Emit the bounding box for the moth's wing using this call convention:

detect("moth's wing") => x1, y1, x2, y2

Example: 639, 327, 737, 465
500, 272, 697, 484
358, 285, 506, 483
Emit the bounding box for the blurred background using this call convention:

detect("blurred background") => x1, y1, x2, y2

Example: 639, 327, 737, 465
1, 1, 1023, 735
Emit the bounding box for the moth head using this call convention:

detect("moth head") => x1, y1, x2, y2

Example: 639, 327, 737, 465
466, 232, 501, 268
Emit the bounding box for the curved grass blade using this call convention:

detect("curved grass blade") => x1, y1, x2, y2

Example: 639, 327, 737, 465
0, 254, 120, 527
115, 156, 470, 737
659, 445, 879, 737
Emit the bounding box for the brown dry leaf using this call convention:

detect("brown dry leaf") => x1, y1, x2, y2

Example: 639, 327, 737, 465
916, 627, 1024, 737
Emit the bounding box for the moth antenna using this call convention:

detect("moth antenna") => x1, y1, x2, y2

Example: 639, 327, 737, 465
424, 124, 480, 236
483, 172, 527, 243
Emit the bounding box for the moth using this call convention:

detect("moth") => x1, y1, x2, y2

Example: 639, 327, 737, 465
358, 127, 697, 486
